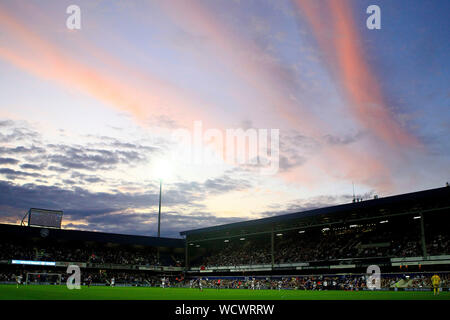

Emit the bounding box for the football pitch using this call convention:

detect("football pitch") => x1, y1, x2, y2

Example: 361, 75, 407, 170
0, 285, 448, 300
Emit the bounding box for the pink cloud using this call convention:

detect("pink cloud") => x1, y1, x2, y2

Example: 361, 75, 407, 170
0, 5, 216, 129
0, 2, 401, 192
294, 0, 420, 148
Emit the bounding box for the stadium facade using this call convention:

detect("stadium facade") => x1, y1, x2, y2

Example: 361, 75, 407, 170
182, 186, 449, 276
0, 223, 186, 286
0, 186, 448, 289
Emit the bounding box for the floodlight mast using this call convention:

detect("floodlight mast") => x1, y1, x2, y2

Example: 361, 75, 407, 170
157, 179, 162, 238
157, 179, 162, 264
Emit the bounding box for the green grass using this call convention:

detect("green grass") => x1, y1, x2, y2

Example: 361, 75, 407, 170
0, 285, 449, 300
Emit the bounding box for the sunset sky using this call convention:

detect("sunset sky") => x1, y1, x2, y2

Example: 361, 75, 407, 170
0, 0, 449, 237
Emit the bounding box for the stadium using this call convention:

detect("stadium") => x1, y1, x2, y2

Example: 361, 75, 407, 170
1, 186, 449, 300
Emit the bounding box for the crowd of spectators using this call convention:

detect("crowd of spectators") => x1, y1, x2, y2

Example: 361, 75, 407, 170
0, 269, 161, 286
202, 243, 270, 266
191, 273, 449, 290
380, 273, 450, 289
0, 225, 445, 270
427, 234, 449, 256
187, 275, 368, 290
0, 241, 183, 267
195, 226, 445, 267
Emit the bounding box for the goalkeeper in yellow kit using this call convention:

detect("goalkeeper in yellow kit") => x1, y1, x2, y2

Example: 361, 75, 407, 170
431, 274, 441, 296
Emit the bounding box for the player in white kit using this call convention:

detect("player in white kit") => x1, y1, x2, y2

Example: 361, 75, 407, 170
16, 275, 23, 288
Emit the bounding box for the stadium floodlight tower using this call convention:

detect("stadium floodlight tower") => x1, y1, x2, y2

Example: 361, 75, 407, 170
158, 178, 162, 237
153, 159, 173, 238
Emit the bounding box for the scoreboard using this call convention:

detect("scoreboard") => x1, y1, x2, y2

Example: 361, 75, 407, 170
27, 208, 63, 229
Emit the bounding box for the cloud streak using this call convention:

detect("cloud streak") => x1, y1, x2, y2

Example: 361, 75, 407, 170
0, 3, 216, 129
294, 0, 420, 147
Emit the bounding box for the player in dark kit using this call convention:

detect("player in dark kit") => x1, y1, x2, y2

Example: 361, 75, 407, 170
87, 275, 92, 288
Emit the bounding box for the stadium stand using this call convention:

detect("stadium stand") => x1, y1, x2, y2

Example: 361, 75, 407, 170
0, 186, 448, 291
183, 187, 450, 278
0, 223, 184, 267
0, 223, 185, 287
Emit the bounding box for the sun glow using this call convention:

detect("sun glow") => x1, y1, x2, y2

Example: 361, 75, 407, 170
152, 158, 175, 181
